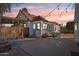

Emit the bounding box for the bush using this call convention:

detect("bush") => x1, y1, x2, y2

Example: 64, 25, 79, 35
42, 33, 48, 38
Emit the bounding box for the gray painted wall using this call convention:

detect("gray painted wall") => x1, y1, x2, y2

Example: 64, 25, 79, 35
26, 21, 60, 37
32, 21, 41, 37
32, 21, 55, 37
27, 21, 33, 37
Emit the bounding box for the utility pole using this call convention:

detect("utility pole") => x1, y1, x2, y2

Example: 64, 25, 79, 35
75, 3, 79, 46
0, 14, 3, 41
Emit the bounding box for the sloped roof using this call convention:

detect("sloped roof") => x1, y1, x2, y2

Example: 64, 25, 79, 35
32, 16, 48, 22
32, 16, 60, 25
23, 11, 35, 21
0, 16, 16, 24
16, 8, 60, 25
0, 16, 27, 24
67, 21, 75, 23
17, 8, 35, 21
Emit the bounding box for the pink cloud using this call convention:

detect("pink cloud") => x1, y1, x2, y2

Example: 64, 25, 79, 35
3, 4, 46, 18
3, 3, 59, 17
3, 8, 19, 18
3, 12, 18, 18
45, 10, 74, 24
31, 9, 74, 24
12, 3, 58, 10
26, 3, 57, 9
3, 4, 74, 24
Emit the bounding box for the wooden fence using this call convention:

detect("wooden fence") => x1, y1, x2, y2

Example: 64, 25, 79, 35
0, 27, 25, 39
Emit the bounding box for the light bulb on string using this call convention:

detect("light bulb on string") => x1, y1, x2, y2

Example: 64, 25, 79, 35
66, 8, 67, 13
58, 7, 59, 10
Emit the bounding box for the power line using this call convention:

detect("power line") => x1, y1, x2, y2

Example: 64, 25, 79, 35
59, 3, 75, 18
45, 3, 62, 17
44, 3, 74, 24
45, 3, 74, 18
48, 4, 74, 18
45, 3, 74, 23
56, 3, 75, 24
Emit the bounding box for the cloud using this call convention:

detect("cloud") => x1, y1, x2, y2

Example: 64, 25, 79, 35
3, 3, 74, 24
26, 6, 38, 9
3, 9, 74, 24
3, 12, 18, 18
3, 3, 60, 17
12, 3, 56, 10
3, 4, 53, 18
36, 9, 74, 24
26, 3, 58, 9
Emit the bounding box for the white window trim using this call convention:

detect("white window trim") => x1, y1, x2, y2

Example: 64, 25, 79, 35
43, 23, 47, 29
33, 24, 36, 29
37, 23, 40, 29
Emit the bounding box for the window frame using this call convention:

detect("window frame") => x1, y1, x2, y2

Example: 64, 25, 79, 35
37, 23, 41, 30
43, 23, 47, 29
33, 24, 36, 29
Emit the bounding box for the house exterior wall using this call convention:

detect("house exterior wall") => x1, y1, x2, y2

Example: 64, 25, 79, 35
41, 21, 50, 35
33, 21, 49, 37
17, 10, 32, 37
32, 21, 41, 37
35, 30, 41, 37
17, 11, 27, 20
54, 24, 60, 33
47, 23, 54, 33
32, 21, 55, 37
27, 21, 34, 37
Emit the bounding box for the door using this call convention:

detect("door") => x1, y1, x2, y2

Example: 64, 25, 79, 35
23, 27, 29, 38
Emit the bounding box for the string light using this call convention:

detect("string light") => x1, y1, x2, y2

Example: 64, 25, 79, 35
58, 7, 59, 10
45, 3, 74, 23
45, 3, 62, 17
66, 8, 67, 13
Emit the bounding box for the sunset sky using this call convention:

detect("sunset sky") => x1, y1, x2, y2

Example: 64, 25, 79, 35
3, 3, 75, 24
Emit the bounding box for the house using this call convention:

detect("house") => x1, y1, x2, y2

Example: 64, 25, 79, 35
16, 8, 60, 37
16, 8, 36, 37
32, 16, 60, 37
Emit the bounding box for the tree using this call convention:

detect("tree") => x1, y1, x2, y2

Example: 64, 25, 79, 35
0, 3, 22, 38
0, 3, 24, 52
0, 3, 12, 52
66, 22, 74, 30
0, 3, 23, 15
0, 4, 11, 15
66, 21, 74, 33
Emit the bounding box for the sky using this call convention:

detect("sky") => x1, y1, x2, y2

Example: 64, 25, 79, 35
3, 3, 75, 24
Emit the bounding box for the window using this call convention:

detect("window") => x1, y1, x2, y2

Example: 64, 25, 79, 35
33, 24, 36, 29
75, 23, 77, 31
2, 24, 14, 27
19, 15, 26, 20
37, 23, 40, 29
43, 24, 47, 29
24, 24, 26, 27
20, 15, 21, 17
19, 15, 22, 19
